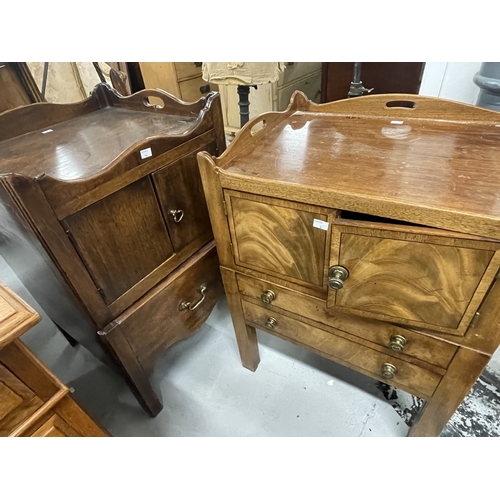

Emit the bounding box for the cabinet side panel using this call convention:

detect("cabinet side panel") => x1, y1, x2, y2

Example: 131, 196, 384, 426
0, 180, 107, 364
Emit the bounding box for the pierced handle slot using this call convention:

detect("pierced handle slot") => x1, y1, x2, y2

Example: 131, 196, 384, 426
385, 100, 416, 109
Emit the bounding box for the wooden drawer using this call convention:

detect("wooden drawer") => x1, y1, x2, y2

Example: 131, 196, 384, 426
236, 273, 458, 369
101, 242, 223, 373
175, 62, 202, 81
328, 218, 500, 336
0, 339, 64, 437
179, 76, 217, 103
241, 300, 443, 399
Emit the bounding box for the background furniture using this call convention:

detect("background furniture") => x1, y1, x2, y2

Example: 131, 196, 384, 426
198, 91, 500, 437
0, 283, 107, 437
0, 83, 225, 417
213, 62, 322, 137
134, 62, 322, 137
0, 62, 44, 113
321, 62, 424, 102
138, 62, 218, 106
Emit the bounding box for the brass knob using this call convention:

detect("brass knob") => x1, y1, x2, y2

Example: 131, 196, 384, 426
265, 317, 277, 329
381, 363, 397, 379
388, 334, 407, 352
328, 265, 349, 290
200, 84, 211, 94
261, 290, 276, 304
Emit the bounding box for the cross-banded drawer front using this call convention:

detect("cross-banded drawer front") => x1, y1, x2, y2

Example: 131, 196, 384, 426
236, 273, 457, 369
241, 300, 442, 399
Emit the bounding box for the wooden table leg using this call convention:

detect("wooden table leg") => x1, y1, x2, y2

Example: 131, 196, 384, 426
220, 267, 260, 371
409, 347, 490, 437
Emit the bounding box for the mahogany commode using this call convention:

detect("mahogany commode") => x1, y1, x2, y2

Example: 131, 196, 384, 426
0, 83, 226, 416
198, 91, 500, 436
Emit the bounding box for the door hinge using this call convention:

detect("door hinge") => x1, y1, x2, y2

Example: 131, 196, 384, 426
97, 287, 105, 298
229, 241, 234, 256
496, 269, 500, 280
222, 199, 228, 216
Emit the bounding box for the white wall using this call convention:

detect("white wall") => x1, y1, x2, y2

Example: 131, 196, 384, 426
419, 62, 482, 104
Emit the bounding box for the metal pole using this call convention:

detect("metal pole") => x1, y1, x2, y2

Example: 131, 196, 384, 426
347, 62, 373, 98
237, 85, 257, 128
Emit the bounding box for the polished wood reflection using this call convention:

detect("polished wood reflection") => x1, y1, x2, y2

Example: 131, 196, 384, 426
335, 232, 494, 330
226, 191, 332, 286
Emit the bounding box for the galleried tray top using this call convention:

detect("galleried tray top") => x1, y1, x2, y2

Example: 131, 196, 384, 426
0, 84, 218, 181
210, 92, 500, 239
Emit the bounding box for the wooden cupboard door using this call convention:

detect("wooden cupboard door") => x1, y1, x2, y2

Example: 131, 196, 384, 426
327, 221, 500, 335
225, 191, 336, 287
152, 144, 215, 253
63, 177, 174, 305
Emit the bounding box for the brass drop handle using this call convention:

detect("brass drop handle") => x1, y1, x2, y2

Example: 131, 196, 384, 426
381, 362, 397, 379
265, 317, 278, 329
261, 290, 276, 304
388, 334, 407, 352
179, 283, 207, 311
328, 265, 349, 290
169, 209, 184, 223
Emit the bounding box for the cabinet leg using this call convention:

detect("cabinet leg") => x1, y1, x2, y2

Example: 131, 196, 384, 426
98, 328, 163, 417
408, 347, 490, 437
220, 267, 260, 371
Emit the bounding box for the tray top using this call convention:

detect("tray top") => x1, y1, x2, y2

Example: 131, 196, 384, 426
221, 98, 500, 223
0, 107, 199, 181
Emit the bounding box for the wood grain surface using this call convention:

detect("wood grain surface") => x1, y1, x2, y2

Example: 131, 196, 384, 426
63, 176, 174, 305
226, 191, 332, 286
106, 243, 223, 374
242, 300, 442, 399
0, 362, 43, 436
236, 273, 458, 369
213, 92, 500, 240
332, 232, 494, 330
29, 413, 81, 437
0, 283, 41, 349
153, 143, 216, 252
99, 243, 223, 415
